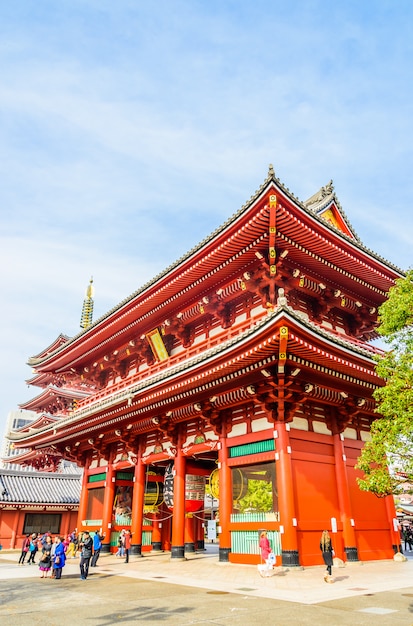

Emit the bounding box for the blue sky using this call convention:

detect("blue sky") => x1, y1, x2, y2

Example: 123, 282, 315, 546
1, 1, 412, 437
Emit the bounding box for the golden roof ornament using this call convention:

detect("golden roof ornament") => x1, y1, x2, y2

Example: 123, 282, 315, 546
80, 277, 94, 330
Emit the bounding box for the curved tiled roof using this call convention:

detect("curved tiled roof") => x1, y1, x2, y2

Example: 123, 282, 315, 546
0, 468, 81, 505
10, 302, 383, 449
28, 167, 404, 369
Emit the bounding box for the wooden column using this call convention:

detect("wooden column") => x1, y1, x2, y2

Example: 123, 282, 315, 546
61, 510, 71, 539
76, 461, 90, 532
152, 513, 163, 551
11, 509, 21, 549
218, 432, 232, 562
385, 494, 402, 553
196, 510, 205, 550
101, 455, 116, 553
162, 507, 172, 551
130, 444, 145, 555
171, 434, 186, 559
332, 432, 358, 561
276, 422, 300, 566
184, 513, 195, 553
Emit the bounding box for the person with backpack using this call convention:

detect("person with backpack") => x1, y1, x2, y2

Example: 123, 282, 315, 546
18, 534, 31, 565
26, 533, 38, 564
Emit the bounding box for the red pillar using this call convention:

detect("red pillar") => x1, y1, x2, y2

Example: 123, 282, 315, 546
101, 460, 116, 553
152, 513, 163, 551
385, 494, 402, 553
171, 440, 186, 559
11, 509, 21, 549
184, 513, 195, 553
162, 506, 172, 551
196, 511, 205, 550
130, 446, 145, 555
61, 511, 71, 539
276, 422, 300, 566
77, 466, 90, 531
333, 432, 358, 561
218, 433, 232, 562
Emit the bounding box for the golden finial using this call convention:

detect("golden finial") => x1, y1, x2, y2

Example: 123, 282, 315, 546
80, 277, 94, 330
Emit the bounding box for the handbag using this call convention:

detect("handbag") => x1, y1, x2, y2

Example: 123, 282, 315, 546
267, 552, 276, 565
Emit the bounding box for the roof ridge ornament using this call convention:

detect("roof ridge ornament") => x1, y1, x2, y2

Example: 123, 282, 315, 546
268, 163, 275, 178
324, 179, 334, 196
80, 277, 94, 330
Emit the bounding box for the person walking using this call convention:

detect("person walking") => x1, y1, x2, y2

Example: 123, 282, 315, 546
91, 531, 104, 567
258, 531, 274, 577
320, 530, 334, 583
124, 530, 131, 563
79, 531, 93, 580
52, 536, 66, 580
18, 534, 31, 565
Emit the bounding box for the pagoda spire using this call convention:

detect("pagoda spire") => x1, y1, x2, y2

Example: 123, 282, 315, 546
80, 277, 94, 330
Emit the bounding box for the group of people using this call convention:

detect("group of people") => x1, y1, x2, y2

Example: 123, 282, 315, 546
115, 529, 132, 562
18, 529, 105, 580
259, 529, 335, 583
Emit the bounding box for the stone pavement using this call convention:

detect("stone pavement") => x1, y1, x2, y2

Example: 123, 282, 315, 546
1, 543, 413, 605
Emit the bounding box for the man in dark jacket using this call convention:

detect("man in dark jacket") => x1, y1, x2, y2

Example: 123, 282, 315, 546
79, 531, 93, 580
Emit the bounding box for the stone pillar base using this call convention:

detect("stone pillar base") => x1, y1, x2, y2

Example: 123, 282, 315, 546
171, 545, 185, 559
184, 542, 195, 553
152, 542, 162, 552
281, 550, 300, 567
344, 546, 359, 561
131, 544, 143, 556
219, 547, 231, 562
101, 543, 111, 554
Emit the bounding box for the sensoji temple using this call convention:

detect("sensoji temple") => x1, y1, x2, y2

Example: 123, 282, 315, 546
8, 166, 405, 567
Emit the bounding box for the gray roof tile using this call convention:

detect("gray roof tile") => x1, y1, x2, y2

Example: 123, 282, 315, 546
0, 469, 81, 505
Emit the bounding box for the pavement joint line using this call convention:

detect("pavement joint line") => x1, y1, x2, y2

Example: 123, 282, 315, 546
2, 549, 413, 606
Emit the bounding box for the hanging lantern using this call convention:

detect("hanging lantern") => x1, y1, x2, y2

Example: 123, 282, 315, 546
163, 464, 205, 512
208, 468, 248, 502
144, 472, 164, 510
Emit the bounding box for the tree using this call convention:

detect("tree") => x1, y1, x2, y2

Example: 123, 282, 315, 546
356, 269, 413, 496
237, 478, 273, 513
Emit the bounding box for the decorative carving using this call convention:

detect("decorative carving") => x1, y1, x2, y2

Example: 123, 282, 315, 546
163, 318, 195, 348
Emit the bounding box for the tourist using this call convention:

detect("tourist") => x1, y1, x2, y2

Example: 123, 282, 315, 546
258, 530, 274, 576
66, 531, 78, 558
52, 536, 66, 580
320, 530, 334, 582
403, 525, 412, 551
115, 530, 125, 558
39, 535, 53, 578
50, 535, 59, 577
91, 531, 104, 567
79, 531, 93, 580
18, 534, 31, 565
26, 533, 38, 564
124, 530, 132, 563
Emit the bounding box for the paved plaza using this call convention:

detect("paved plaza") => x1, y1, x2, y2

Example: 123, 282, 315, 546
0, 545, 413, 625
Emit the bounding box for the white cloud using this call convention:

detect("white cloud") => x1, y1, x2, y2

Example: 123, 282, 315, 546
0, 1, 413, 435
